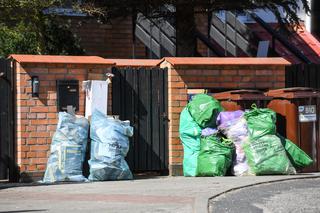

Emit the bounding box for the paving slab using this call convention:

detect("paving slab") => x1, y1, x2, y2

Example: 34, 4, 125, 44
0, 173, 320, 213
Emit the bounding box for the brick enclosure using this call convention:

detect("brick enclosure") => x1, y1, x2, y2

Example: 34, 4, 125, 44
160, 57, 290, 175
10, 55, 290, 180
11, 55, 114, 181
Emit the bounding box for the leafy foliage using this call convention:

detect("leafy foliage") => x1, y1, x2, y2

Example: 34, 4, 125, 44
42, 17, 85, 55
0, 23, 40, 58
0, 0, 84, 58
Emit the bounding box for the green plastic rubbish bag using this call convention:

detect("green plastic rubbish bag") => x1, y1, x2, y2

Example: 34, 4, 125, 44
197, 136, 234, 176
277, 134, 313, 169
243, 134, 296, 175
179, 107, 202, 176
244, 106, 277, 139
187, 94, 223, 128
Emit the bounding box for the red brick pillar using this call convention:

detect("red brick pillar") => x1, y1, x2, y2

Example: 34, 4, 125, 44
161, 62, 186, 175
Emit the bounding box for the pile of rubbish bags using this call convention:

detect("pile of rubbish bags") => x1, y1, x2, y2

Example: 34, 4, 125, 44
43, 92, 314, 182
43, 110, 133, 183
180, 94, 313, 176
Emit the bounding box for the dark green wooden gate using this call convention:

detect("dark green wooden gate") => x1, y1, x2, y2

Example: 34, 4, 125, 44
112, 67, 168, 173
0, 59, 16, 181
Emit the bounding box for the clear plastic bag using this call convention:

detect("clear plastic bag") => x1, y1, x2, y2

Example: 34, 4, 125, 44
219, 117, 251, 176
42, 112, 89, 183
201, 128, 218, 137
89, 110, 133, 181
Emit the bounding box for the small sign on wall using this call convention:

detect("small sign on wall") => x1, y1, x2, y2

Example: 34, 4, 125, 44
299, 105, 317, 122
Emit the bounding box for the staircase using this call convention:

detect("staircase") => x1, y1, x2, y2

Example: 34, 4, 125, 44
135, 13, 176, 58
210, 11, 261, 56
135, 10, 222, 58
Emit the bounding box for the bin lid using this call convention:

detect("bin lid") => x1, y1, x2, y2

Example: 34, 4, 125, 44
213, 89, 271, 101
265, 87, 320, 99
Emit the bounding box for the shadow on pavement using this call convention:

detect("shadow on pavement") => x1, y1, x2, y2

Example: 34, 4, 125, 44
0, 181, 87, 191
0, 173, 166, 190
0, 210, 47, 213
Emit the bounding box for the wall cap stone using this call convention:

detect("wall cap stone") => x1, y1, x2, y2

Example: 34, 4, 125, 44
111, 59, 164, 67
9, 54, 115, 65
163, 57, 291, 67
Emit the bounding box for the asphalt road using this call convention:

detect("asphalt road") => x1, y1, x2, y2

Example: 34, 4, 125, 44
209, 178, 320, 213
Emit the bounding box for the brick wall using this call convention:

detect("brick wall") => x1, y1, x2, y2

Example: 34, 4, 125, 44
14, 60, 112, 181
160, 57, 289, 175
12, 55, 290, 180
70, 16, 146, 59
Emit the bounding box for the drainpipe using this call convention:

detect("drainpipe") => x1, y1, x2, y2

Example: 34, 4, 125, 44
311, 0, 320, 38
305, 0, 311, 33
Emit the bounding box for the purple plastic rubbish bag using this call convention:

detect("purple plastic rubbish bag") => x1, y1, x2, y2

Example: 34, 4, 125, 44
216, 110, 244, 126
218, 117, 252, 176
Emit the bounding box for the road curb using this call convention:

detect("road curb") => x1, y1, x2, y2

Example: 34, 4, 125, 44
207, 174, 320, 212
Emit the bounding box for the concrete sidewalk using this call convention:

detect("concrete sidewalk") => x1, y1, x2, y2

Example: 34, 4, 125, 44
1, 174, 320, 213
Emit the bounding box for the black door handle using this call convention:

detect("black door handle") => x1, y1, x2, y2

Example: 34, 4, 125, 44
161, 112, 170, 122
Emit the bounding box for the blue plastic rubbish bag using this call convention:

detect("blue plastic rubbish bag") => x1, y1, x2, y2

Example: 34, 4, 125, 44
89, 110, 133, 181
43, 112, 89, 183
